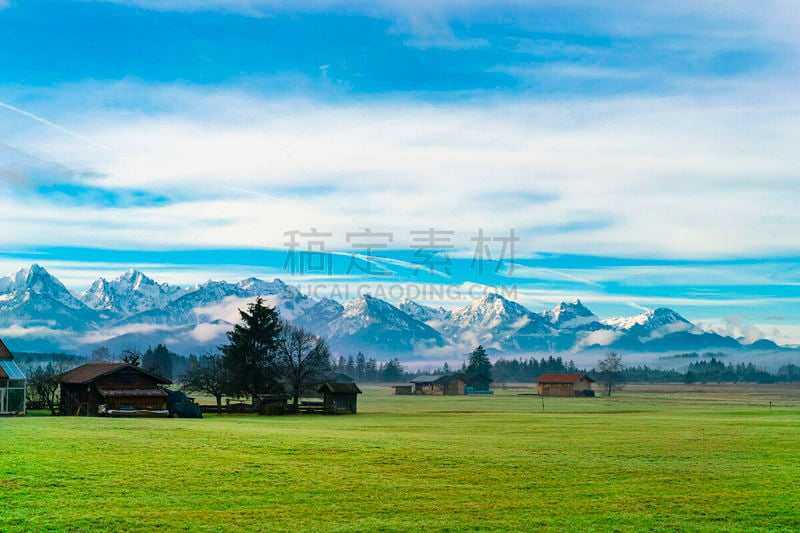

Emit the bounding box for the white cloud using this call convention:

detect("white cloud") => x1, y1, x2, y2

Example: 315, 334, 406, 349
2, 82, 800, 260
0, 324, 63, 338
575, 329, 622, 350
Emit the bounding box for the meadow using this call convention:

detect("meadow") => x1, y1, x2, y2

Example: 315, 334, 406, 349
1, 385, 799, 532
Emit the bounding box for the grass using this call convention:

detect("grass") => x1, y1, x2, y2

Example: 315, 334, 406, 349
1, 385, 799, 532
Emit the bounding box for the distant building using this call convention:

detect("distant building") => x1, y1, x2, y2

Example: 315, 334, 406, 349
410, 375, 466, 395
456, 372, 493, 393
410, 372, 494, 395
317, 382, 362, 414
534, 373, 595, 397
0, 339, 26, 415
58, 363, 171, 417
391, 385, 413, 395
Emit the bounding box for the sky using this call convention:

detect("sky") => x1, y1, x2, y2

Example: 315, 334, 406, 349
1, 0, 799, 343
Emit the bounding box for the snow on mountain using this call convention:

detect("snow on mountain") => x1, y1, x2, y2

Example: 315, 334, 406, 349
0, 265, 786, 357
236, 278, 315, 320
0, 264, 85, 310
0, 264, 98, 331
116, 276, 317, 327
593, 307, 738, 351
443, 293, 555, 350
322, 294, 443, 353
603, 308, 699, 339
80, 269, 190, 316
294, 298, 344, 330
397, 298, 451, 324
543, 299, 599, 329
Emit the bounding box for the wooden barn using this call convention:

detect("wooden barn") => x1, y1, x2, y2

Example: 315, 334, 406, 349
0, 339, 26, 415
456, 372, 493, 393
58, 363, 171, 417
410, 375, 466, 396
534, 373, 595, 397
391, 385, 413, 395
317, 382, 362, 414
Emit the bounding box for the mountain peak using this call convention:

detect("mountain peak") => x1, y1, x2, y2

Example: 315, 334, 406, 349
397, 298, 451, 323
545, 299, 597, 328
80, 269, 188, 315
0, 264, 86, 312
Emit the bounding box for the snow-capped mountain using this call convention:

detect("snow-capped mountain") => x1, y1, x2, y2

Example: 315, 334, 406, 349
543, 299, 599, 329
80, 269, 189, 317
294, 298, 345, 330
0, 265, 99, 330
0, 264, 85, 311
0, 264, 789, 357
443, 293, 556, 351
117, 277, 315, 327
323, 294, 443, 353
603, 307, 696, 335
598, 308, 738, 351
397, 298, 451, 324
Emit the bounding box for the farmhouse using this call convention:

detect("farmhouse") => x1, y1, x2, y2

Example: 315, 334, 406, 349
457, 372, 493, 393
317, 382, 362, 414
534, 373, 595, 397
410, 372, 494, 395
58, 362, 171, 417
410, 375, 466, 395
0, 339, 26, 415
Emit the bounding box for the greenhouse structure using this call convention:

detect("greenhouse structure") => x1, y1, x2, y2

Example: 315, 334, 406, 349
0, 339, 26, 415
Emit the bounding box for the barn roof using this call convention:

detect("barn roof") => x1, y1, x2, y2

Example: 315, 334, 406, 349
410, 375, 442, 383
534, 373, 594, 384
98, 388, 168, 398
57, 363, 171, 385
318, 382, 362, 394
0, 338, 13, 360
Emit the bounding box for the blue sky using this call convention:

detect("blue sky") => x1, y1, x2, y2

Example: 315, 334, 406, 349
1, 1, 799, 343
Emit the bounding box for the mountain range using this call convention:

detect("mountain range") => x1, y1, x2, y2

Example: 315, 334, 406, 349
0, 264, 787, 358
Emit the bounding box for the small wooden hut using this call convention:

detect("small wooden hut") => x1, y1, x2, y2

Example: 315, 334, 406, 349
0, 339, 26, 415
534, 373, 595, 397
58, 362, 171, 417
410, 375, 466, 395
391, 385, 413, 395
317, 382, 362, 414
456, 372, 493, 393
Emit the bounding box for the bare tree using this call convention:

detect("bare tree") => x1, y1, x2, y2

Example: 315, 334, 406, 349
26, 362, 70, 415
598, 351, 624, 396
91, 346, 112, 362
181, 354, 228, 414
274, 323, 331, 412
121, 348, 142, 366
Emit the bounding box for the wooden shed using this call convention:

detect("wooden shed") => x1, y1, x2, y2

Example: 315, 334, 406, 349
391, 385, 413, 395
534, 373, 595, 397
317, 382, 362, 414
456, 372, 493, 393
410, 375, 466, 396
58, 363, 171, 417
0, 339, 26, 415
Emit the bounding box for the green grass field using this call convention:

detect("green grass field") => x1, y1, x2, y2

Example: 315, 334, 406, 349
2, 385, 799, 532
